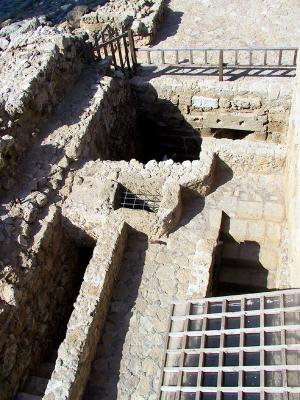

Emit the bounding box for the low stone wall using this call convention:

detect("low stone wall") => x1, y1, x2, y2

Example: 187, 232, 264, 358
202, 137, 286, 175
80, 0, 164, 44
62, 153, 216, 240
43, 221, 128, 400
0, 207, 81, 400
131, 74, 292, 160
285, 54, 300, 287
0, 72, 137, 398
0, 26, 87, 192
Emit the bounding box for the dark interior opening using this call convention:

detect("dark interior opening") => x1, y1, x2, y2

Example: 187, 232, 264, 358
53, 246, 94, 347
135, 109, 202, 163
211, 128, 254, 140
211, 213, 268, 296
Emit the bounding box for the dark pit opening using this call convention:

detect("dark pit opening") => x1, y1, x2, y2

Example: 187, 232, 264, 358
134, 98, 202, 163
211, 128, 254, 140
53, 246, 94, 347
211, 213, 268, 296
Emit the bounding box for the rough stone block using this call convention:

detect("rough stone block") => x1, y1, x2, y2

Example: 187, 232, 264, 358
203, 112, 267, 132
192, 96, 219, 109
232, 96, 261, 110
179, 94, 192, 106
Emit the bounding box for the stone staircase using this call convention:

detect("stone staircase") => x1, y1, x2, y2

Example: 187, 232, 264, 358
15, 350, 57, 400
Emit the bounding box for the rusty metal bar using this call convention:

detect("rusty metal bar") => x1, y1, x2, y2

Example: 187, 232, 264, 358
161, 49, 165, 64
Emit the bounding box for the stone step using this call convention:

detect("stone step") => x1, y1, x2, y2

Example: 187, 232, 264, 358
15, 392, 42, 400
36, 362, 55, 379
22, 376, 49, 397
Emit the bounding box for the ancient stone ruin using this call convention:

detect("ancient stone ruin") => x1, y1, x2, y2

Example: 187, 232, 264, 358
1, 1, 300, 399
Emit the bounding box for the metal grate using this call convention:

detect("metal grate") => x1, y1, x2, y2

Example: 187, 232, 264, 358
159, 289, 300, 400
120, 188, 160, 213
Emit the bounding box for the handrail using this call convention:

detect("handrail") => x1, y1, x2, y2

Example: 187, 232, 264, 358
137, 47, 298, 51
92, 29, 137, 74
136, 46, 298, 81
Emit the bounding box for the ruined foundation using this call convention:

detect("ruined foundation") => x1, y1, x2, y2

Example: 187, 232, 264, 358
1, 7, 300, 400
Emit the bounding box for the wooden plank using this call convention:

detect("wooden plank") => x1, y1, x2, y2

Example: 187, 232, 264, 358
264, 50, 267, 65
101, 32, 109, 58
190, 49, 194, 64
122, 35, 131, 71
161, 50, 166, 64
279, 49, 283, 66
235, 49, 238, 65
94, 34, 101, 61
114, 28, 124, 70
219, 49, 224, 81
127, 29, 137, 71
110, 42, 117, 69
293, 49, 298, 66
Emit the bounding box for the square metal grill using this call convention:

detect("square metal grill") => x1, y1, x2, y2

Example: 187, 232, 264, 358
120, 188, 160, 213
159, 289, 300, 400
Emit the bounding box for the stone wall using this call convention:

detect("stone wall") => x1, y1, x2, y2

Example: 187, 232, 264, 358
62, 152, 216, 240
0, 26, 86, 192
285, 55, 300, 287
80, 0, 164, 44
43, 221, 128, 400
131, 75, 292, 160
0, 72, 137, 398
202, 137, 286, 175
0, 206, 81, 400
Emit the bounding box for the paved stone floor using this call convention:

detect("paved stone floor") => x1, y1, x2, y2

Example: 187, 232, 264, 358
84, 166, 287, 399
153, 0, 300, 47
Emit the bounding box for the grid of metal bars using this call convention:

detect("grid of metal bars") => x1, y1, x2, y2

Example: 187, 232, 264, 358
159, 289, 300, 400
120, 188, 160, 213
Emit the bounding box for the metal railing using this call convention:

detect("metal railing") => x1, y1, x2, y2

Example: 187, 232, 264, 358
92, 28, 138, 74
136, 47, 298, 81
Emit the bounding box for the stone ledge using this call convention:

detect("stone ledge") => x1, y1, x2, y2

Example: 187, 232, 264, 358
43, 221, 128, 400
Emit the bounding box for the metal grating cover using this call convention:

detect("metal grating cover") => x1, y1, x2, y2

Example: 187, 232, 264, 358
159, 289, 300, 400
120, 188, 160, 213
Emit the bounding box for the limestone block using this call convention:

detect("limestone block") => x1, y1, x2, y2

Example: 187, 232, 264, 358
263, 202, 285, 223
219, 98, 231, 109
228, 218, 248, 241
179, 94, 192, 106
236, 201, 263, 220
232, 96, 261, 110
246, 221, 266, 242
265, 222, 282, 246
192, 96, 219, 109
203, 112, 267, 132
